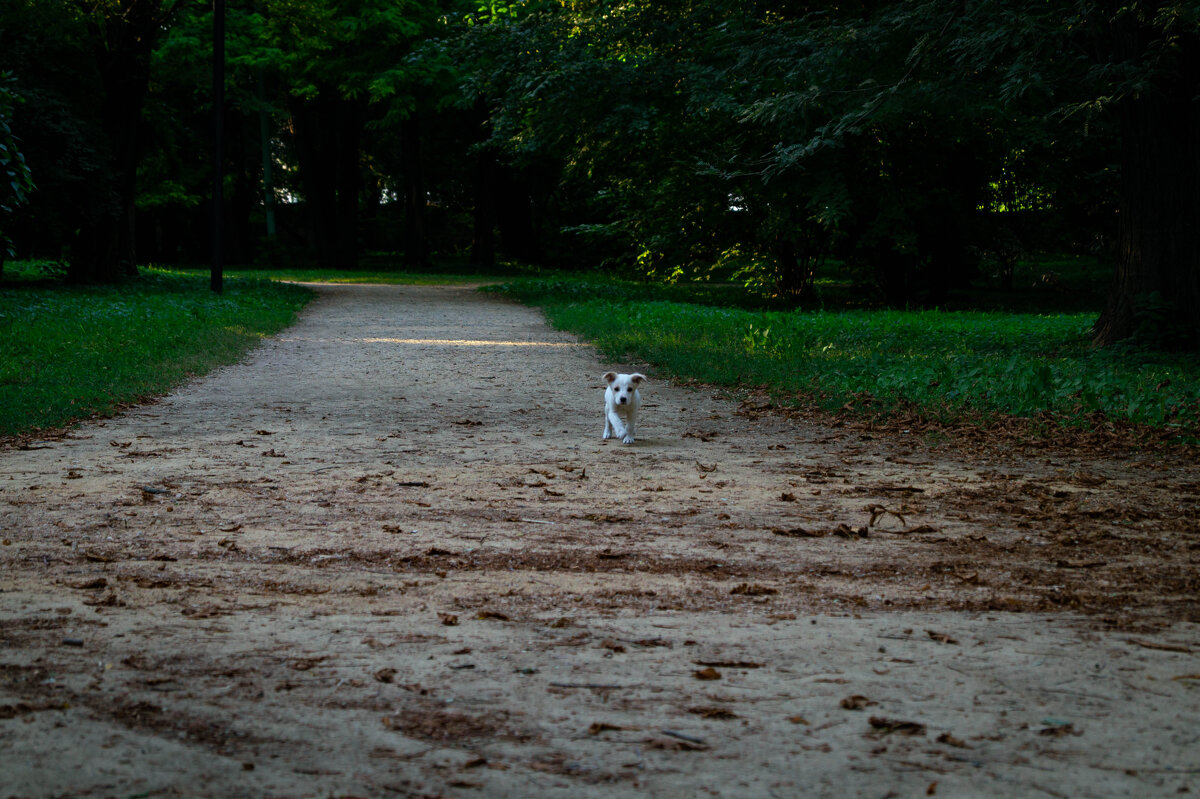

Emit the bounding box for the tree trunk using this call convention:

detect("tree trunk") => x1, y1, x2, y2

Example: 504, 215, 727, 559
401, 115, 428, 269
289, 93, 364, 269
471, 148, 498, 267
68, 0, 163, 282
334, 102, 362, 270
1093, 30, 1200, 350
496, 167, 538, 262
257, 71, 277, 240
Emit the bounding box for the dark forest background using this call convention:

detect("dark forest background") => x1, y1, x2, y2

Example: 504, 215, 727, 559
1, 0, 1197, 348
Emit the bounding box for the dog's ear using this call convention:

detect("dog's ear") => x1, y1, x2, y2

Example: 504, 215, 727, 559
629, 373, 646, 385
603, 372, 617, 384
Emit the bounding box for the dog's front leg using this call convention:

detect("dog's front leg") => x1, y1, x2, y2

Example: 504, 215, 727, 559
622, 407, 637, 444
606, 408, 627, 441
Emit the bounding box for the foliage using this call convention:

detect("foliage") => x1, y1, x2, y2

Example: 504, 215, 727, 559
1, 0, 1196, 346
461, 0, 1196, 332
0, 71, 35, 262
488, 274, 1200, 434
0, 266, 311, 436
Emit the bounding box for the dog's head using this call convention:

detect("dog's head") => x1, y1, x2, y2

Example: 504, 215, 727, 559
603, 372, 646, 405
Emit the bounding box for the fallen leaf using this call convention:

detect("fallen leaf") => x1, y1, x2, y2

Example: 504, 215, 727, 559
927, 630, 959, 645
1036, 722, 1079, 737
588, 722, 626, 735
788, 715, 810, 725
439, 613, 460, 626
476, 610, 510, 621
895, 525, 939, 535
772, 527, 825, 538
81, 592, 123, 607
840, 695, 878, 710
730, 582, 777, 596
693, 667, 722, 681
632, 638, 672, 648
688, 706, 738, 720
1069, 471, 1107, 486
867, 505, 906, 528
374, 668, 397, 683
869, 716, 927, 736
936, 732, 972, 749
694, 659, 763, 669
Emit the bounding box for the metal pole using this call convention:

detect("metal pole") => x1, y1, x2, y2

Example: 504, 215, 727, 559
211, 0, 225, 294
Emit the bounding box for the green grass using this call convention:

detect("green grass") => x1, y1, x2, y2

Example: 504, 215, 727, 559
0, 256, 522, 438
5, 257, 1196, 442
0, 266, 313, 437
154, 258, 520, 286
487, 276, 1200, 437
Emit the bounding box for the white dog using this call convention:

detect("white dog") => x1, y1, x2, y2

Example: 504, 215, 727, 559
603, 372, 646, 444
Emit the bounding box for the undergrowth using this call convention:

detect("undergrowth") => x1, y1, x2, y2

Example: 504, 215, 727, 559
487, 276, 1200, 438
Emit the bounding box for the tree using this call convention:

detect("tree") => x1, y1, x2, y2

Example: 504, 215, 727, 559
235, 0, 450, 269
1090, 3, 1200, 349
70, 0, 178, 282
0, 71, 35, 274
726, 1, 1199, 343
1, 0, 170, 279
462, 0, 1198, 344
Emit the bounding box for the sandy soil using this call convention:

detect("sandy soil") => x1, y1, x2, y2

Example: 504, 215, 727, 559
2, 282, 1198, 798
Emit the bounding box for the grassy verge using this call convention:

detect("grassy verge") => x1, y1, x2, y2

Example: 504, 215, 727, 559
1, 267, 313, 437
487, 276, 1200, 440
153, 259, 520, 286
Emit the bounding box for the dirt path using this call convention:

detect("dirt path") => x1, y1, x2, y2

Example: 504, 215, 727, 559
2, 283, 1198, 798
